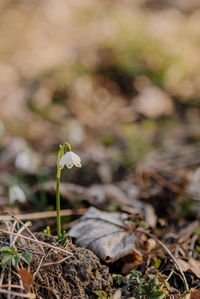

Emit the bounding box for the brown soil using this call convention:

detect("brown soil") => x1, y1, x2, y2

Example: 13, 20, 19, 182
22, 235, 113, 299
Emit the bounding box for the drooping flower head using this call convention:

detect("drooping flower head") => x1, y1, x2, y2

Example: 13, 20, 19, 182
60, 151, 81, 169
58, 142, 81, 170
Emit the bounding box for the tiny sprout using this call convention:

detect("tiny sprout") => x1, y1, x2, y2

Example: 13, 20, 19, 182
56, 142, 81, 239
44, 226, 51, 238
93, 290, 112, 299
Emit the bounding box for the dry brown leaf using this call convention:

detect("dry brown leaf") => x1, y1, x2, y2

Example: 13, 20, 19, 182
121, 252, 143, 274
177, 258, 200, 278
19, 268, 34, 293
112, 289, 122, 299
144, 204, 157, 228
69, 207, 142, 263
189, 288, 200, 299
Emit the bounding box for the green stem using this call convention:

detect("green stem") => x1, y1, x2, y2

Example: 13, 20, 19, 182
64, 142, 71, 152
56, 142, 71, 239
56, 176, 61, 239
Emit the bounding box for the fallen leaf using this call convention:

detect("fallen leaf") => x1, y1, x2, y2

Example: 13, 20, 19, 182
112, 289, 122, 299
144, 204, 157, 228
177, 258, 200, 278
105, 184, 131, 206
121, 252, 143, 274
69, 207, 142, 263
190, 288, 200, 299
19, 268, 34, 293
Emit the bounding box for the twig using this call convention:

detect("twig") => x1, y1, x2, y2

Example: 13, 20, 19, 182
0, 229, 73, 256
0, 284, 23, 289
0, 239, 44, 256
165, 269, 174, 282
8, 267, 11, 299
41, 255, 71, 267
0, 272, 5, 288
5, 213, 45, 255
11, 222, 31, 247
4, 221, 14, 246
144, 231, 189, 291
189, 234, 198, 257
0, 288, 35, 298
148, 170, 181, 193
33, 256, 44, 278
0, 208, 86, 221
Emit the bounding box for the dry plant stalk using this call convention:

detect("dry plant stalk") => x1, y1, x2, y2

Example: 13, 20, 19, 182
0, 208, 86, 221
0, 230, 73, 256
144, 231, 189, 292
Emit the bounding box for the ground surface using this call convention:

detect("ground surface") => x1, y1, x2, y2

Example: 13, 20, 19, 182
0, 0, 200, 298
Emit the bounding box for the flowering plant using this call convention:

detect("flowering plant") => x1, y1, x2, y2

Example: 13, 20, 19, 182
56, 142, 81, 239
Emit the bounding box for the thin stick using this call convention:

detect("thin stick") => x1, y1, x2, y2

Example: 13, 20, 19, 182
0, 209, 86, 221
7, 213, 45, 254
0, 288, 35, 298
41, 255, 71, 267
8, 266, 11, 299
165, 269, 174, 282
0, 285, 23, 289
0, 230, 73, 256
0, 272, 5, 288
11, 222, 31, 247
33, 256, 44, 278
148, 170, 180, 193
144, 231, 189, 291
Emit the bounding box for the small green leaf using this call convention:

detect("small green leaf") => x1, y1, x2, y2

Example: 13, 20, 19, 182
112, 273, 124, 285
0, 246, 11, 252
149, 290, 165, 299
58, 230, 68, 246
153, 257, 161, 270
195, 244, 200, 253
130, 270, 144, 284
21, 252, 32, 264
0, 247, 18, 255
44, 225, 51, 238
1, 256, 11, 268
194, 227, 200, 235
12, 255, 20, 267
93, 290, 107, 299
148, 278, 156, 290
181, 290, 190, 297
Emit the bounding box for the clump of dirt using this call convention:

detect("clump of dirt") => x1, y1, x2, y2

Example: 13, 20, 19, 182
19, 235, 113, 299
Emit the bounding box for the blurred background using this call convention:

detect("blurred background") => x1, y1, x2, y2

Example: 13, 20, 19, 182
1, 0, 200, 228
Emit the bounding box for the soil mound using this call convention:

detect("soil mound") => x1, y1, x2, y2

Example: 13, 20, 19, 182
21, 235, 113, 298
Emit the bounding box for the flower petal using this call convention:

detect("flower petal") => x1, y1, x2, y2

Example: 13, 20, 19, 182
66, 163, 73, 169
70, 152, 81, 167
60, 152, 73, 169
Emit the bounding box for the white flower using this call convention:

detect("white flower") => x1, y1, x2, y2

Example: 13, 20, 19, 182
9, 185, 26, 205
15, 151, 31, 171
59, 151, 81, 169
